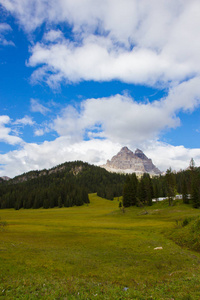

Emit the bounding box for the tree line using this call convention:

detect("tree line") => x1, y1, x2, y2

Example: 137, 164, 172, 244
1, 159, 200, 210
123, 159, 200, 208
0, 161, 126, 209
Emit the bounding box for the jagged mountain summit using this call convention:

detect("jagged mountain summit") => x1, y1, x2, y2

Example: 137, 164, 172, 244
101, 146, 161, 175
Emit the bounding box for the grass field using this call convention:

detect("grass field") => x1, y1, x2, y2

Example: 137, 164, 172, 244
1, 194, 200, 299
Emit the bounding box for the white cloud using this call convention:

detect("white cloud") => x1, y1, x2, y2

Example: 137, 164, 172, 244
33, 122, 51, 137
0, 115, 10, 124
0, 115, 23, 145
0, 0, 50, 32
144, 141, 200, 172
53, 105, 83, 142
2, 0, 200, 87
51, 78, 200, 145
28, 33, 199, 87
14, 115, 35, 126
43, 30, 64, 42
0, 23, 11, 31
0, 0, 190, 45
34, 128, 45, 136
0, 89, 200, 177
1, 136, 200, 178
1, 0, 200, 177
30, 98, 50, 115
0, 138, 122, 177
0, 22, 14, 46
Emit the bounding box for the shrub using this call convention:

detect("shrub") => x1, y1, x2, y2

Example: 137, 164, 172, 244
182, 217, 192, 227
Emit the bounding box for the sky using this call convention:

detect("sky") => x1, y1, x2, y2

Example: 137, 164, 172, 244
1, 0, 200, 178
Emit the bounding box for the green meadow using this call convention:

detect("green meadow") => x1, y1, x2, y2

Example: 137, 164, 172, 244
1, 194, 200, 299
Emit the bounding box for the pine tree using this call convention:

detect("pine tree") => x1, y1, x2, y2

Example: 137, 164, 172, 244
123, 174, 138, 207
165, 168, 176, 206
137, 177, 146, 205
143, 173, 153, 206
130, 173, 138, 206
33, 193, 42, 209
58, 196, 62, 208
123, 176, 131, 207
182, 178, 189, 204
191, 171, 200, 208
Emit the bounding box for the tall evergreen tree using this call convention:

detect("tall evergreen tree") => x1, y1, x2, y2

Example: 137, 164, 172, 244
182, 177, 189, 204
123, 174, 138, 207
143, 173, 153, 206
123, 176, 132, 207
165, 168, 176, 206
137, 177, 146, 204
137, 174, 153, 206
191, 170, 200, 208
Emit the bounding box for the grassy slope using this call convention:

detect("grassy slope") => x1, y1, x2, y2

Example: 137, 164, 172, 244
0, 195, 200, 299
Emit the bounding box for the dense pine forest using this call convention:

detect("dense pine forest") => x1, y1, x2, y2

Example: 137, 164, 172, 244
123, 159, 200, 209
1, 158, 200, 210
0, 161, 126, 209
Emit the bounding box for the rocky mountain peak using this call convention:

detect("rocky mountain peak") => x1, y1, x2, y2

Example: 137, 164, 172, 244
117, 146, 135, 157
135, 148, 143, 155
120, 146, 132, 153
101, 146, 161, 175
135, 148, 148, 160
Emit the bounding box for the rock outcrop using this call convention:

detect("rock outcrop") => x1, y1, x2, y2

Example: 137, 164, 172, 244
101, 146, 161, 175
0, 176, 10, 181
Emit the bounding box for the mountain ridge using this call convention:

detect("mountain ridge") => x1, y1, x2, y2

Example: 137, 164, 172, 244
1, 147, 161, 181
101, 146, 161, 175
0, 176, 10, 182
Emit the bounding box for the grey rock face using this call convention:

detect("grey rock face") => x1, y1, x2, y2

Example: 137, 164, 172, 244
0, 176, 10, 181
101, 147, 161, 175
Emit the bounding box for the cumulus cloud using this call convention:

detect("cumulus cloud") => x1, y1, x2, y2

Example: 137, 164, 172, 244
30, 98, 50, 115
0, 115, 23, 145
1, 76, 198, 177
0, 138, 122, 177
0, 22, 14, 46
2, 0, 200, 90
34, 128, 45, 137
0, 81, 193, 177
1, 136, 200, 178
0, 84, 200, 177
2, 0, 200, 87
1, 0, 200, 177
14, 115, 35, 126
0, 0, 194, 46
144, 141, 200, 172
28, 32, 200, 87
51, 78, 200, 145
33, 122, 52, 137
43, 30, 64, 43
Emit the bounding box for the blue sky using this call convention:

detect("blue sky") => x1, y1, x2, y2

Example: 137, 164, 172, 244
1, 0, 200, 177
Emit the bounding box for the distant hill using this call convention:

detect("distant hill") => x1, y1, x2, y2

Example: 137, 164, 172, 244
101, 146, 161, 175
0, 161, 126, 209
0, 176, 10, 182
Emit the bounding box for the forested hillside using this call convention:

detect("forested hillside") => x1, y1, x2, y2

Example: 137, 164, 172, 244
1, 157, 200, 210
123, 159, 200, 209
0, 161, 126, 209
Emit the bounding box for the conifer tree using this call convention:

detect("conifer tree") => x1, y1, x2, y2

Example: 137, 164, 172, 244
123, 174, 138, 207
137, 177, 146, 204
58, 196, 62, 208
143, 173, 153, 206
191, 170, 200, 208
165, 168, 176, 206
182, 178, 189, 204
